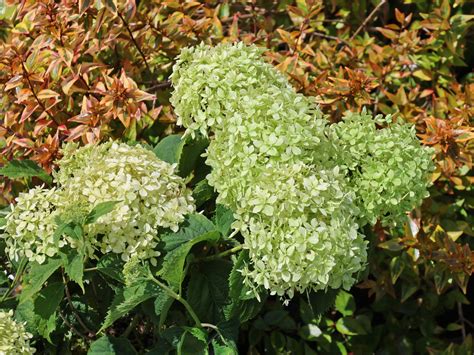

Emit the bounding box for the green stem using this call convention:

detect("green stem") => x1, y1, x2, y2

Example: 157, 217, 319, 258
196, 244, 243, 263
0, 258, 27, 303
148, 275, 201, 327
122, 314, 140, 338
84, 267, 97, 272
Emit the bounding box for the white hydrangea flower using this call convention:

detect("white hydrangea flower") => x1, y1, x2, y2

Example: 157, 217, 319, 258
0, 310, 35, 355
171, 43, 368, 298
2, 142, 195, 265
56, 142, 195, 264
236, 166, 367, 298
3, 187, 64, 264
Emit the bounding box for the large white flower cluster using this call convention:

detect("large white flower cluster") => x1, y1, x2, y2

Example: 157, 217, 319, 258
3, 142, 195, 264
171, 43, 369, 298
0, 310, 35, 354
171, 43, 433, 298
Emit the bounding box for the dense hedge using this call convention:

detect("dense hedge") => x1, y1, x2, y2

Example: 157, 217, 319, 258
0, 0, 473, 354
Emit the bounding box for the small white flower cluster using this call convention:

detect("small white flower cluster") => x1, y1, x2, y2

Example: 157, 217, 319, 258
3, 187, 62, 265
171, 43, 369, 298
0, 310, 35, 354
3, 142, 195, 265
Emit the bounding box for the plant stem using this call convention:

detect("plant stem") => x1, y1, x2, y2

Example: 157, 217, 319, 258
0, 258, 27, 303
349, 0, 387, 41
122, 314, 140, 338
117, 11, 151, 74
196, 244, 243, 263
62, 271, 95, 336
148, 275, 201, 327
20, 60, 60, 125
84, 267, 97, 272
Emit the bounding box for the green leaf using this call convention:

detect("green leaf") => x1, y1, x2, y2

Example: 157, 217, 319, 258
62, 250, 85, 292
178, 135, 209, 177
34, 282, 64, 319
154, 291, 172, 317
177, 327, 208, 355
97, 254, 125, 283
308, 288, 338, 317
378, 239, 404, 251
390, 256, 405, 285
33, 282, 64, 342
0, 159, 52, 183
339, 315, 371, 337
85, 201, 121, 225
162, 213, 216, 252
88, 336, 137, 355
212, 341, 237, 355
20, 258, 62, 303
153, 134, 185, 165
214, 205, 234, 237
225, 251, 265, 323
100, 280, 162, 331
187, 260, 232, 323
0, 270, 8, 286
401, 283, 418, 303
335, 290, 356, 316
192, 179, 216, 207
160, 230, 220, 289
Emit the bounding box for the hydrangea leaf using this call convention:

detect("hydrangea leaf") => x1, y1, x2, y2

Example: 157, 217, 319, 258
160, 230, 220, 289
153, 134, 184, 165
186, 259, 232, 323
88, 336, 137, 355
0, 159, 52, 184
20, 258, 62, 303
99, 280, 164, 332
85, 201, 121, 225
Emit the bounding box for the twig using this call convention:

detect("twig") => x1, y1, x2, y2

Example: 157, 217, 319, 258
202, 323, 228, 345
146, 80, 172, 91
59, 311, 87, 339
350, 0, 387, 41
0, 258, 27, 302
195, 245, 243, 263
122, 314, 140, 338
62, 271, 95, 337
20, 61, 60, 125
458, 302, 466, 340
312, 32, 349, 46
116, 11, 151, 74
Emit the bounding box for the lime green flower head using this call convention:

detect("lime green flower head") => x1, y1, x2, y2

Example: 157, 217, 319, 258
328, 110, 435, 226
0, 310, 35, 354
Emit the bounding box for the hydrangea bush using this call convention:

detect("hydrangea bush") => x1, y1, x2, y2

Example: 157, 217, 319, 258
0, 41, 435, 354
171, 43, 433, 298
